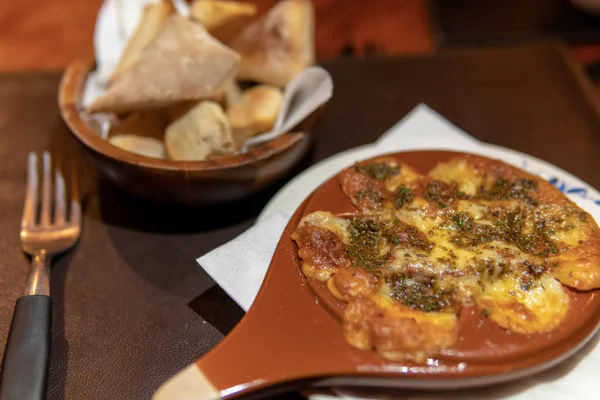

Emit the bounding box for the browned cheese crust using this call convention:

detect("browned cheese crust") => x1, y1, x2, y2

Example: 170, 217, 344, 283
430, 155, 600, 290
292, 154, 600, 363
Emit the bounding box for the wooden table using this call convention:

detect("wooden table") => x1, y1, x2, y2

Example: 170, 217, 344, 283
1, 41, 600, 399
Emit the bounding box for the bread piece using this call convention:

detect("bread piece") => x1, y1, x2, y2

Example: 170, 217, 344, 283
190, 0, 257, 43
229, 0, 315, 87
88, 14, 241, 114
108, 110, 171, 141
109, 134, 166, 159
223, 80, 244, 107
110, 1, 174, 83
226, 85, 283, 147
165, 101, 235, 161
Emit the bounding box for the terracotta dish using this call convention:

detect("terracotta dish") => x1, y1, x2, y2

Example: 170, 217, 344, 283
58, 56, 317, 204
155, 151, 600, 399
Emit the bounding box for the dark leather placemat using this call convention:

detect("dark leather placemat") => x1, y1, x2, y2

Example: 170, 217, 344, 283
1, 41, 600, 400
429, 0, 600, 46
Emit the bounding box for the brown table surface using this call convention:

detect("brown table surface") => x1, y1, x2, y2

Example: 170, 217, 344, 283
1, 41, 600, 400
430, 0, 600, 46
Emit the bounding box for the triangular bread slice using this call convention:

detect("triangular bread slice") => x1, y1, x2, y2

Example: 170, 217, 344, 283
110, 1, 175, 83
190, 0, 257, 44
88, 14, 240, 114
229, 0, 315, 87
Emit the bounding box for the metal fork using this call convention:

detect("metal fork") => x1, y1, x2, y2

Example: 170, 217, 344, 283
0, 152, 81, 400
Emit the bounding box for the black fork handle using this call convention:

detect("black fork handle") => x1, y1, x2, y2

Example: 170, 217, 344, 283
0, 295, 52, 400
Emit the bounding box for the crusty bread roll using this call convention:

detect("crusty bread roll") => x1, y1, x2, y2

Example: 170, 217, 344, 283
165, 101, 235, 161
226, 85, 283, 147
88, 14, 240, 114
109, 134, 166, 159
229, 0, 315, 87
110, 1, 174, 83
190, 0, 257, 44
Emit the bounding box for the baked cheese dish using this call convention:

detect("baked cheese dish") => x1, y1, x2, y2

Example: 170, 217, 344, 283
292, 155, 600, 363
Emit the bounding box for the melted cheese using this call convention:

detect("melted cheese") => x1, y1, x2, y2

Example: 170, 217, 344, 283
385, 164, 422, 192
477, 274, 569, 334
299, 197, 572, 335
293, 155, 600, 363
298, 211, 349, 242
429, 159, 483, 196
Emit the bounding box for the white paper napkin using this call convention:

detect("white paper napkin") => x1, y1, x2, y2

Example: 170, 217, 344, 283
199, 212, 289, 311
197, 104, 600, 399
375, 104, 482, 151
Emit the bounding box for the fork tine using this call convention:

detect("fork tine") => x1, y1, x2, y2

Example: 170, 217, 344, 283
70, 165, 81, 227
54, 168, 66, 225
22, 153, 38, 228
40, 152, 52, 226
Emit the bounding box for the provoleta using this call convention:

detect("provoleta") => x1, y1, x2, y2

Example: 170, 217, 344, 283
292, 155, 600, 363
